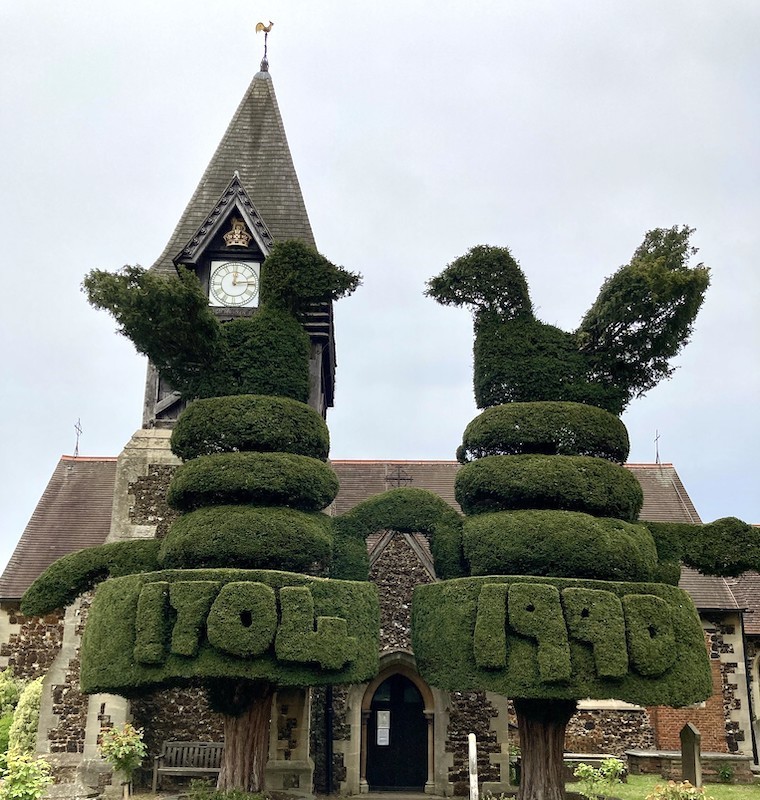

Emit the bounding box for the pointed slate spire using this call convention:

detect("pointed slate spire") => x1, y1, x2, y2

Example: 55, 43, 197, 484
151, 69, 315, 275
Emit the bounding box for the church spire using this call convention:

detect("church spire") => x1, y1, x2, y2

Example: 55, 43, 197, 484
150, 63, 315, 277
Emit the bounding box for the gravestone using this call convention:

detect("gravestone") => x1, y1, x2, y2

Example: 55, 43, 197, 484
680, 722, 702, 787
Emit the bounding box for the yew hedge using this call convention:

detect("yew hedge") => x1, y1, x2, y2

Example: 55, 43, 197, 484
457, 401, 629, 463
167, 452, 339, 512
455, 454, 643, 521
170, 395, 330, 461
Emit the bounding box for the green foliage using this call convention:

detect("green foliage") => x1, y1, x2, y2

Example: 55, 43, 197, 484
275, 586, 358, 670
425, 245, 533, 321
430, 228, 709, 413
186, 309, 310, 401
578, 226, 710, 409
641, 518, 760, 583
167, 452, 339, 513
21, 539, 160, 617
412, 575, 712, 706
332, 487, 466, 579
683, 517, 760, 577
82, 264, 220, 389
170, 394, 330, 461
573, 758, 625, 800
98, 723, 147, 780
456, 454, 643, 520
463, 510, 658, 582
0, 752, 52, 800
508, 583, 571, 683
83, 241, 359, 404
207, 583, 278, 658
472, 314, 625, 411
646, 781, 716, 800
643, 521, 693, 585
8, 679, 43, 755
0, 670, 25, 717
329, 533, 370, 581
260, 240, 361, 316
623, 594, 677, 677
562, 588, 628, 679
0, 712, 14, 774
458, 401, 630, 463
84, 263, 310, 402
80, 569, 379, 695
158, 506, 333, 573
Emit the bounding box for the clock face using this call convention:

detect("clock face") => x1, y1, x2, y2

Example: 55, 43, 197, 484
209, 261, 260, 308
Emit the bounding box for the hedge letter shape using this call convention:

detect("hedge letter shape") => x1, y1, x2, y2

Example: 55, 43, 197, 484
275, 586, 358, 670
562, 588, 628, 679
169, 581, 220, 657
207, 582, 278, 657
508, 583, 571, 683
474, 583, 509, 669
622, 594, 676, 677
134, 582, 170, 664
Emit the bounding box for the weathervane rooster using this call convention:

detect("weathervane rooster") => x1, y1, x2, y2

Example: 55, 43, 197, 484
256, 20, 274, 69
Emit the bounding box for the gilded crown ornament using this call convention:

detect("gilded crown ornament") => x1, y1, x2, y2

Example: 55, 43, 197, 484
223, 217, 252, 248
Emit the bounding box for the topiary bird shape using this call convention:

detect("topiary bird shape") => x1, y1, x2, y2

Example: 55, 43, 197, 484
426, 225, 710, 415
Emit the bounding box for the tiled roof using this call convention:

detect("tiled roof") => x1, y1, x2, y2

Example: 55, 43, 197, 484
727, 570, 760, 633
150, 70, 315, 276
330, 461, 461, 516
678, 566, 741, 611
625, 463, 702, 524
0, 457, 117, 601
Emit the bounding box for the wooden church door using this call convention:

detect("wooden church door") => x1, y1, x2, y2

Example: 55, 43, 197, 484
366, 673, 427, 790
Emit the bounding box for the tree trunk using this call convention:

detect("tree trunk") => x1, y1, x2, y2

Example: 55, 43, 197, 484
215, 681, 275, 792
515, 698, 576, 800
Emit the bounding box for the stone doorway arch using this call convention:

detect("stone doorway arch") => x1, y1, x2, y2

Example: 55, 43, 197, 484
360, 653, 436, 793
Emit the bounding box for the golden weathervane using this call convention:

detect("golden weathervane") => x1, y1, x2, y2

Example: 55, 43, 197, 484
256, 21, 274, 70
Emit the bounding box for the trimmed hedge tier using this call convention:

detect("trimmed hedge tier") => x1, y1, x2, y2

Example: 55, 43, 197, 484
455, 454, 644, 521
21, 540, 160, 616
170, 395, 330, 462
158, 506, 333, 572
457, 402, 629, 464
332, 487, 466, 580
463, 510, 658, 582
167, 452, 339, 513
80, 569, 379, 695
411, 575, 712, 706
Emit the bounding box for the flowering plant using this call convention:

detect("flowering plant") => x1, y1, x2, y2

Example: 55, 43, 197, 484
646, 780, 716, 800
99, 723, 147, 783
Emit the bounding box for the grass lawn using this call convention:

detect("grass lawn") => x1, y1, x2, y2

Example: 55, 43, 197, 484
567, 774, 760, 799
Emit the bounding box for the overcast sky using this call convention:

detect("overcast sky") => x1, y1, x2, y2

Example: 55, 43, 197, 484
1, 1, 758, 574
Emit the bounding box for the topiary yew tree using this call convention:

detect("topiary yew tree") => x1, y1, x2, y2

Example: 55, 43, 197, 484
23, 241, 377, 793
418, 228, 755, 800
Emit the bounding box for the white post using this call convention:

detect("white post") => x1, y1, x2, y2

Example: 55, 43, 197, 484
468, 733, 479, 800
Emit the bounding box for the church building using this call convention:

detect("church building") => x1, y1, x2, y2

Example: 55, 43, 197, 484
1, 55, 758, 797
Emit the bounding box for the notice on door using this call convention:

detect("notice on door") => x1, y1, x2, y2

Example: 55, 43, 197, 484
377, 711, 390, 746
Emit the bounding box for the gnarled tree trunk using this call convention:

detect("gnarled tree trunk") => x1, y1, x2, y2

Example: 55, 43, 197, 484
213, 681, 275, 792
515, 698, 576, 800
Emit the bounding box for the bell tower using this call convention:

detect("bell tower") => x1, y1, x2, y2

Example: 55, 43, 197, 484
143, 61, 336, 426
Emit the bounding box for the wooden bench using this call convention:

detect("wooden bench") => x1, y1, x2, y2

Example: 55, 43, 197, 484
152, 741, 224, 792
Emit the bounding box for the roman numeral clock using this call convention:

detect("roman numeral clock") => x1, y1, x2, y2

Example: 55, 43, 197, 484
208, 260, 260, 308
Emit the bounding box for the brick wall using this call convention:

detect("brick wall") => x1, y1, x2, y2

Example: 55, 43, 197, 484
648, 646, 727, 752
